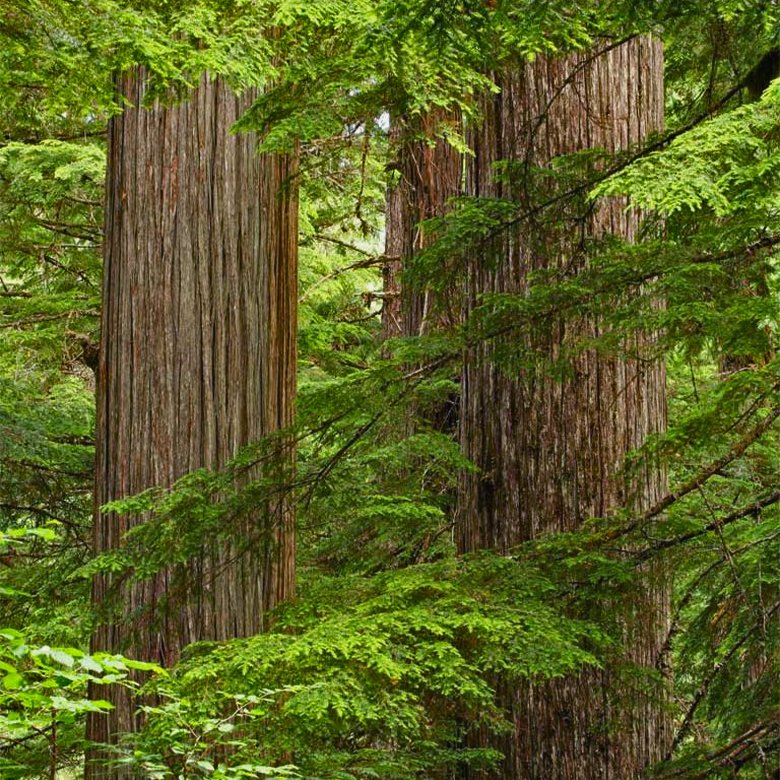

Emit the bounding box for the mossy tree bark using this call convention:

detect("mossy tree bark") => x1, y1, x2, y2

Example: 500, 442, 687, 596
85, 70, 297, 779
457, 38, 670, 778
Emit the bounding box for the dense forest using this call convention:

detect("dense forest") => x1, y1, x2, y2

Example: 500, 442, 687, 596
1, 0, 779, 778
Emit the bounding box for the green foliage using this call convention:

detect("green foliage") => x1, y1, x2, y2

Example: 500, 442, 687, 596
0, 1, 110, 139
0, 361, 94, 645
118, 691, 301, 779
596, 79, 780, 217
3, 0, 780, 778
0, 140, 104, 358
0, 626, 160, 780
297, 128, 387, 373
125, 555, 601, 779
235, 0, 656, 151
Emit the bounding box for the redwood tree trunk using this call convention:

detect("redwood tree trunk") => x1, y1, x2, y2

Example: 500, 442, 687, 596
382, 114, 461, 341
86, 70, 297, 778
457, 38, 669, 778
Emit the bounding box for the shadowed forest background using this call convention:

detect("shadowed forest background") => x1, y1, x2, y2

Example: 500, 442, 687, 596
1, 1, 779, 778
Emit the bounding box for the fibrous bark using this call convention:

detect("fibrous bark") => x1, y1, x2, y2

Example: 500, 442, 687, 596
86, 70, 297, 778
457, 38, 669, 778
382, 114, 461, 341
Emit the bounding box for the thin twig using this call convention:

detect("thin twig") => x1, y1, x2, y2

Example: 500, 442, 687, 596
606, 399, 780, 542
299, 254, 390, 302
635, 490, 780, 562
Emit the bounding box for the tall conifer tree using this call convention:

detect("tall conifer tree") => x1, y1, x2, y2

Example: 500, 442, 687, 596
86, 70, 297, 778
457, 37, 670, 778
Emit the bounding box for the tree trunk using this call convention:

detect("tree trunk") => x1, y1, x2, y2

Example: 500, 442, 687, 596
457, 38, 670, 778
381, 115, 461, 439
382, 114, 461, 341
86, 70, 297, 778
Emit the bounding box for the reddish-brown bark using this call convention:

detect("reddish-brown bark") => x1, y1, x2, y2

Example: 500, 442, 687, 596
457, 38, 670, 778
382, 114, 461, 341
86, 70, 297, 779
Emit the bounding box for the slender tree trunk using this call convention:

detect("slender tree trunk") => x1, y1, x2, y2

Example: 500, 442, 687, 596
457, 38, 670, 778
86, 70, 297, 779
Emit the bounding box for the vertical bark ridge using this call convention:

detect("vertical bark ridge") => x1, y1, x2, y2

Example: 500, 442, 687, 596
457, 38, 669, 778
87, 70, 297, 778
382, 113, 462, 341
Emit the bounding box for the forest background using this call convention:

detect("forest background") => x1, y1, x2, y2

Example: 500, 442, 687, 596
0, 0, 779, 778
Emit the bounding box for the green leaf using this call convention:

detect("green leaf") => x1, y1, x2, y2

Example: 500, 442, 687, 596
2, 672, 24, 689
